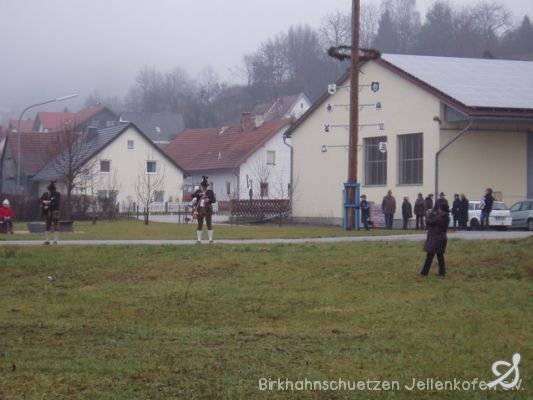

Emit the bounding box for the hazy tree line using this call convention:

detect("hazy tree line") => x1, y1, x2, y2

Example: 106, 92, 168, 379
86, 0, 533, 129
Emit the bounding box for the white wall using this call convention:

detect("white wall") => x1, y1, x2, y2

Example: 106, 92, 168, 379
238, 126, 291, 200
38, 126, 184, 208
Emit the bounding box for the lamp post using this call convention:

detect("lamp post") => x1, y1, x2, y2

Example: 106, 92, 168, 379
16, 94, 78, 192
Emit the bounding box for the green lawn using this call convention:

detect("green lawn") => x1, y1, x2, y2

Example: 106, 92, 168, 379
6, 219, 416, 241
0, 239, 531, 399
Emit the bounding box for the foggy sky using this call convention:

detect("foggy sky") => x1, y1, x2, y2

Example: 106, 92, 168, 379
1, 0, 532, 122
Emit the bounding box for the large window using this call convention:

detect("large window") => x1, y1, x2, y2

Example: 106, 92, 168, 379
364, 136, 387, 186
398, 133, 423, 185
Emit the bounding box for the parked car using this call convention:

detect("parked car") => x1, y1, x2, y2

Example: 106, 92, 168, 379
460, 201, 512, 230
509, 199, 533, 231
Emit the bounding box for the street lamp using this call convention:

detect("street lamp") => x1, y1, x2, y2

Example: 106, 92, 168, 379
16, 94, 78, 192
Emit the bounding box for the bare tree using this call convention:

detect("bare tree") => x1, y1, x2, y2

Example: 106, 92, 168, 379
47, 125, 96, 220
472, 0, 512, 53
134, 157, 166, 225
247, 154, 272, 200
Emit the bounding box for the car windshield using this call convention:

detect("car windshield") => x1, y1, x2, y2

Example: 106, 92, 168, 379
492, 202, 509, 210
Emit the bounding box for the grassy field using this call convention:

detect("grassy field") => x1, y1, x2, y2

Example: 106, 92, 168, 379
5, 219, 416, 241
0, 238, 531, 399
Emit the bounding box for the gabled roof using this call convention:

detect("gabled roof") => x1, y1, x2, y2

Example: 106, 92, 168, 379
33, 122, 184, 182
119, 112, 185, 143
5, 131, 72, 176
33, 105, 117, 132
164, 119, 290, 172
253, 93, 309, 122
7, 119, 34, 132
377, 54, 533, 116
286, 54, 533, 140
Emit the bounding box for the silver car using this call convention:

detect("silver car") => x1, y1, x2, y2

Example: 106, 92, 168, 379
510, 199, 533, 231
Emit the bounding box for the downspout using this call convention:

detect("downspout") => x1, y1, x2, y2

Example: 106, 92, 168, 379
282, 135, 293, 214
435, 119, 473, 197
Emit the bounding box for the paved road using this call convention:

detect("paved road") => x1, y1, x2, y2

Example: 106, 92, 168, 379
0, 231, 530, 246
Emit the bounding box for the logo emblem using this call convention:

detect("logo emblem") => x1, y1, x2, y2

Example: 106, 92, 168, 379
487, 353, 521, 389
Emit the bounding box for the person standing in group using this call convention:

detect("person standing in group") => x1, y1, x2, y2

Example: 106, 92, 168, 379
420, 203, 450, 277
458, 193, 469, 230
0, 199, 15, 234
401, 196, 413, 230
191, 176, 217, 243
381, 190, 396, 230
424, 194, 434, 215
451, 194, 461, 230
434, 192, 449, 211
41, 181, 61, 245
480, 188, 494, 230
358, 194, 370, 231
414, 193, 426, 230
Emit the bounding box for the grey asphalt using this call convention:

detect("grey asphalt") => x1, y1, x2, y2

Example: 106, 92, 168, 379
0, 230, 530, 246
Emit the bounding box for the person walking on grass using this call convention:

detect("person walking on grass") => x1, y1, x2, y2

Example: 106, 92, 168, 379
381, 190, 396, 230
414, 193, 426, 230
420, 203, 450, 277
191, 176, 216, 243
41, 181, 61, 245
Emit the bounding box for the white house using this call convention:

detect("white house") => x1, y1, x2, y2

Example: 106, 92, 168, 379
164, 113, 291, 202
253, 93, 312, 124
285, 54, 533, 225
33, 123, 185, 209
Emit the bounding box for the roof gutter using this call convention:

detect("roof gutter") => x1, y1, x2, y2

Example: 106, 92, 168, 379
282, 135, 293, 213
435, 119, 473, 199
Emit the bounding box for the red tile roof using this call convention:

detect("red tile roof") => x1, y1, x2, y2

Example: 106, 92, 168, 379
7, 119, 34, 132
6, 131, 76, 176
164, 119, 290, 172
34, 105, 108, 131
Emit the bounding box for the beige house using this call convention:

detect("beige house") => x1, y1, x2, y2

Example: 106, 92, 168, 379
33, 123, 185, 210
286, 54, 533, 225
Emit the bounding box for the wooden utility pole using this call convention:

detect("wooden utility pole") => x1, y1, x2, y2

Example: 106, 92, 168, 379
347, 0, 360, 229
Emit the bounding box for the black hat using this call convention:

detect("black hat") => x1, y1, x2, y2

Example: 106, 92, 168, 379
201, 176, 209, 187
47, 181, 56, 192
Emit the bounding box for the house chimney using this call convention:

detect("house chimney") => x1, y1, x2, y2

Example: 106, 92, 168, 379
86, 126, 98, 141
254, 113, 265, 128
241, 112, 253, 131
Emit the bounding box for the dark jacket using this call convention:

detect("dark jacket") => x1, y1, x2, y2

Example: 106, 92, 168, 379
434, 197, 449, 211
414, 198, 425, 217
482, 194, 494, 213
381, 195, 396, 214
424, 211, 450, 254
452, 198, 461, 217
402, 200, 413, 219
459, 198, 469, 222
424, 197, 433, 212
359, 200, 370, 218
192, 188, 216, 214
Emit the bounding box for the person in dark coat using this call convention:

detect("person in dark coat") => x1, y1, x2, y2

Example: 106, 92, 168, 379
358, 194, 370, 231
434, 192, 449, 211
420, 203, 450, 277
480, 188, 494, 230
414, 193, 426, 230
458, 193, 469, 230
191, 176, 217, 243
451, 194, 461, 230
401, 196, 413, 230
424, 194, 434, 215
41, 181, 61, 245
381, 190, 396, 230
